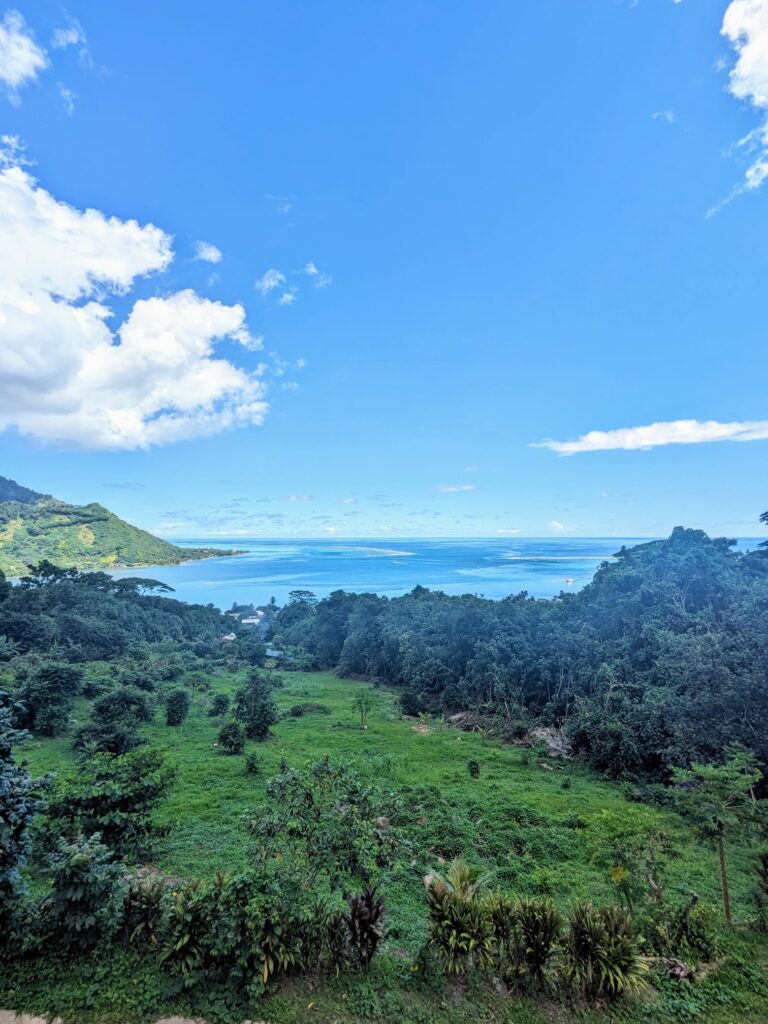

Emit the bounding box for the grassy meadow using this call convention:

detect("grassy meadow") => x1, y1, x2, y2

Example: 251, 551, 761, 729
7, 665, 768, 1024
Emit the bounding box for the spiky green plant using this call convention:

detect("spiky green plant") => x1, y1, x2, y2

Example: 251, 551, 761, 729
562, 901, 646, 1001
507, 897, 562, 993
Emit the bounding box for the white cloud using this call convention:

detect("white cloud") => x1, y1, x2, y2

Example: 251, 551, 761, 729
719, 0, 768, 198
324, 525, 337, 534
255, 268, 285, 294
340, 496, 357, 504
304, 260, 332, 287
652, 109, 676, 123
0, 157, 267, 450
57, 82, 75, 115
496, 528, 521, 535
51, 20, 86, 50
435, 483, 477, 493
282, 494, 312, 502
278, 289, 297, 305
533, 418, 768, 455
194, 240, 222, 263
549, 520, 575, 533
0, 10, 48, 97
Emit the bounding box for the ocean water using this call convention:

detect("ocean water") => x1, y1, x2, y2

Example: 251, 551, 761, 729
102, 536, 753, 610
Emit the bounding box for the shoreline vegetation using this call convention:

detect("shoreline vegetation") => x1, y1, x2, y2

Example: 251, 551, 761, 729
0, 475, 243, 577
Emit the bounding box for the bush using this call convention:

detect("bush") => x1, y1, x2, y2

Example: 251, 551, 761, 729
218, 720, 245, 755
245, 752, 262, 775
73, 716, 143, 756
506, 897, 562, 993
124, 870, 167, 945
425, 883, 495, 974
562, 901, 646, 1001
234, 671, 278, 740
754, 851, 768, 933
165, 688, 191, 726
42, 833, 127, 950
45, 748, 175, 859
158, 879, 208, 984
343, 886, 386, 970
467, 759, 480, 779
288, 701, 331, 717
208, 693, 230, 717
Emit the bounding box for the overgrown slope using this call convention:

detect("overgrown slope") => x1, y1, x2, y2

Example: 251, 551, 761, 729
0, 476, 236, 575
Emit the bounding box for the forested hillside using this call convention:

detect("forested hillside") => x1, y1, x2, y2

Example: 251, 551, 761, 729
269, 528, 768, 778
0, 475, 237, 576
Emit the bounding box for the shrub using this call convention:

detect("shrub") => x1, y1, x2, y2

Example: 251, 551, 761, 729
754, 851, 768, 933
343, 886, 386, 970
425, 883, 495, 974
208, 693, 230, 717
16, 663, 84, 737
93, 685, 154, 724
124, 870, 167, 945
218, 720, 245, 755
158, 879, 208, 984
234, 671, 278, 740
46, 748, 175, 858
467, 759, 480, 779
42, 833, 127, 950
562, 901, 646, 1001
245, 752, 262, 775
288, 701, 332, 717
73, 716, 143, 756
506, 897, 562, 992
165, 688, 191, 726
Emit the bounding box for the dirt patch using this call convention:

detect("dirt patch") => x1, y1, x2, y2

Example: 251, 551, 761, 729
411, 721, 432, 734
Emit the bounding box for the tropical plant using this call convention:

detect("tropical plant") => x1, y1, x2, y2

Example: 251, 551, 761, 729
754, 850, 768, 932
343, 886, 386, 970
217, 720, 245, 755
124, 870, 167, 945
467, 759, 480, 779
425, 880, 495, 974
352, 690, 373, 730
165, 687, 191, 726
41, 833, 128, 950
234, 670, 278, 740
208, 693, 230, 717
562, 901, 646, 1001
506, 897, 562, 992
672, 745, 765, 924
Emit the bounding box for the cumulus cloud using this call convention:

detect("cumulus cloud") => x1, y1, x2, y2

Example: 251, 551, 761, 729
533, 418, 768, 455
277, 289, 297, 306
435, 483, 477, 493
255, 268, 285, 294
719, 0, 768, 199
0, 9, 48, 98
194, 240, 222, 263
0, 156, 267, 450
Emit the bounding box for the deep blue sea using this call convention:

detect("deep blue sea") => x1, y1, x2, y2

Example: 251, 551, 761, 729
107, 537, 762, 610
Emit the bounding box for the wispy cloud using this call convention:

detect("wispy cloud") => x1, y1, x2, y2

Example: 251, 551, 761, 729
652, 109, 675, 123
0, 10, 48, 101
304, 261, 332, 287
435, 483, 477, 493
712, 1, 768, 208
281, 494, 312, 502
496, 528, 521, 535
51, 19, 86, 50
549, 520, 575, 533
194, 240, 222, 264
277, 289, 297, 306
534, 418, 768, 455
255, 268, 285, 295
57, 81, 75, 115
266, 193, 293, 214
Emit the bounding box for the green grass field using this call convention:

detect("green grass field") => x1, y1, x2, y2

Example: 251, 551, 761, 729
7, 667, 768, 1024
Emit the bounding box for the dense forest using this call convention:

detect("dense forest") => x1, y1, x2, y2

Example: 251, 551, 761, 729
269, 528, 768, 778
0, 474, 238, 576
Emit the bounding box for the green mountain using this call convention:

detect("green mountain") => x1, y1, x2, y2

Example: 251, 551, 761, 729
0, 475, 236, 576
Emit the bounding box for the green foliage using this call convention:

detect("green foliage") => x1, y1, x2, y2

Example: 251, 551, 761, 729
45, 748, 175, 859
165, 687, 191, 726
754, 850, 768, 932
562, 901, 646, 1001
245, 751, 262, 775
217, 720, 245, 755
673, 745, 765, 923
208, 692, 230, 717
467, 758, 480, 779
124, 870, 167, 946
233, 670, 278, 740
425, 880, 495, 975
41, 833, 127, 950
0, 471, 239, 575
252, 755, 402, 886
505, 897, 562, 993
16, 662, 83, 737
0, 691, 48, 904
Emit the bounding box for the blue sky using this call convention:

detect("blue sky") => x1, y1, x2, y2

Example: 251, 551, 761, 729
0, 0, 767, 539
